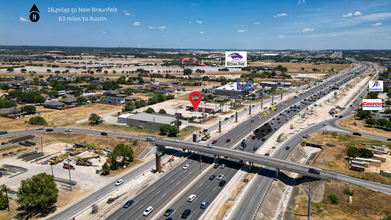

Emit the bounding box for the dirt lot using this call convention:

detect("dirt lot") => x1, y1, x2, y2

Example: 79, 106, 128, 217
309, 132, 391, 183
0, 104, 122, 131
339, 114, 391, 138
294, 180, 391, 220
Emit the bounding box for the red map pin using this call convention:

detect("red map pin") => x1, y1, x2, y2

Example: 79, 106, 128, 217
189, 91, 202, 110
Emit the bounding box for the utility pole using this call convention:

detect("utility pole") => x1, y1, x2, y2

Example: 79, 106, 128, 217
5, 187, 10, 211
308, 183, 312, 220
66, 144, 72, 191
41, 137, 43, 153
51, 164, 54, 176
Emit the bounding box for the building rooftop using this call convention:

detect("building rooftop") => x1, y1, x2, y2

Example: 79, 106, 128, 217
215, 82, 240, 91
127, 112, 176, 124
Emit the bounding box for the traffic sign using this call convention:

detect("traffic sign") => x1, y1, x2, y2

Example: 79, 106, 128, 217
314, 104, 317, 107
303, 136, 308, 139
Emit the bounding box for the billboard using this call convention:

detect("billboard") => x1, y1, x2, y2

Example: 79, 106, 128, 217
362, 99, 382, 110
225, 51, 247, 67
368, 81, 383, 92
237, 81, 252, 90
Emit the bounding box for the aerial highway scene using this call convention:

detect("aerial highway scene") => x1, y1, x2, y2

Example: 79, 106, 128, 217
0, 0, 391, 220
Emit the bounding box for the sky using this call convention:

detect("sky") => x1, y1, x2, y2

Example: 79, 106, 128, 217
0, 0, 390, 50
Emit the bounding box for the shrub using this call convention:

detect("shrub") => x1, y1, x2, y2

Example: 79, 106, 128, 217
28, 116, 46, 125
328, 193, 338, 204
344, 188, 354, 196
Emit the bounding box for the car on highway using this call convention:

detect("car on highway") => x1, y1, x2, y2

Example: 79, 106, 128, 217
65, 128, 72, 132
252, 105, 255, 107
171, 139, 179, 142
220, 164, 226, 169
123, 200, 134, 208
200, 200, 209, 209
202, 129, 208, 132
224, 117, 229, 121
37, 126, 44, 130
214, 163, 220, 168
265, 153, 270, 156
212, 140, 217, 144
277, 118, 280, 120
143, 206, 153, 216
181, 209, 191, 219
335, 115, 338, 118
46, 129, 53, 132
238, 160, 244, 165
101, 132, 108, 136
115, 179, 124, 186
164, 208, 174, 216
261, 138, 266, 141
183, 164, 190, 170
226, 139, 231, 143
231, 115, 234, 118
352, 132, 362, 136
278, 121, 281, 124
308, 168, 320, 175
323, 123, 327, 126
253, 146, 258, 151
217, 174, 224, 180
63, 163, 75, 170
339, 115, 343, 118
251, 135, 256, 139
387, 138, 391, 141
286, 146, 290, 150
209, 174, 216, 180
204, 144, 213, 148
187, 194, 196, 202
219, 180, 227, 187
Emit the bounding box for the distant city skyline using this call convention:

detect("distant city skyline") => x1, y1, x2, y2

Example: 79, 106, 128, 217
0, 0, 390, 50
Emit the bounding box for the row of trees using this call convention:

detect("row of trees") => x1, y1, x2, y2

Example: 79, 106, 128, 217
365, 117, 391, 129
123, 93, 175, 112
347, 147, 374, 158
102, 142, 137, 174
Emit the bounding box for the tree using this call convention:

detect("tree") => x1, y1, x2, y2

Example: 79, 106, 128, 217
184, 69, 193, 75
385, 109, 391, 115
359, 148, 374, 158
124, 101, 134, 111
365, 118, 376, 126
6, 67, 14, 72
145, 108, 155, 113
90, 96, 98, 103
34, 95, 46, 104
74, 93, 80, 97
48, 90, 59, 98
347, 147, 359, 158
54, 84, 65, 91
86, 84, 97, 91
22, 105, 36, 114
77, 96, 87, 104
343, 188, 354, 196
328, 193, 338, 204
0, 184, 8, 210
33, 77, 39, 85
367, 92, 378, 99
134, 101, 141, 108
357, 109, 370, 119
158, 109, 167, 114
113, 143, 134, 162
101, 163, 110, 175
377, 119, 388, 127
159, 125, 169, 135
88, 113, 101, 124
312, 68, 319, 72
28, 116, 46, 125
168, 126, 179, 137
0, 100, 17, 109
0, 84, 10, 92
175, 120, 182, 127
124, 88, 133, 95
16, 173, 59, 210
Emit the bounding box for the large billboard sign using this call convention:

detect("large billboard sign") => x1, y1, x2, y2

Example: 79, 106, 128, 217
362, 99, 382, 110
225, 51, 247, 67
368, 81, 383, 92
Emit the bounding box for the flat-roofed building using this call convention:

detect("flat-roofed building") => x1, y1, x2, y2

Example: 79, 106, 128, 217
126, 113, 176, 131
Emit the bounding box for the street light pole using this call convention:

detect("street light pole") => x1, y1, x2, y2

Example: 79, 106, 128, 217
66, 144, 72, 191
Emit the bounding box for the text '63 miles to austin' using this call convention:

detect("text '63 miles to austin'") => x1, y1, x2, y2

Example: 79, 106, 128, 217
58, 16, 107, 22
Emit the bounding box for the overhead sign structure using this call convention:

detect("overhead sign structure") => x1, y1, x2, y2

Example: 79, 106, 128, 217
362, 99, 382, 110
368, 81, 383, 92
237, 81, 252, 90
225, 51, 247, 67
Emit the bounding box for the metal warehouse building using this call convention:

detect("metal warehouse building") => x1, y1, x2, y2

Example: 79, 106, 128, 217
126, 112, 177, 131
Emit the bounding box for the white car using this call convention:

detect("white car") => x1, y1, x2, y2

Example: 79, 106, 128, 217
187, 194, 196, 202
183, 164, 190, 170
65, 128, 72, 132
37, 126, 44, 130
217, 174, 224, 180
115, 179, 124, 186
171, 139, 179, 143
204, 144, 212, 148
143, 206, 153, 216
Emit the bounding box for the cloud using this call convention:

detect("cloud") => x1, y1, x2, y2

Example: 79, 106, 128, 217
189, 21, 192, 23
19, 17, 28, 22
149, 26, 166, 30
298, 0, 305, 4
330, 34, 337, 37
196, 20, 202, 24
103, 31, 106, 34
123, 10, 134, 16
274, 13, 287, 17
342, 12, 353, 17
387, 36, 390, 39
354, 11, 362, 16
237, 29, 246, 32
254, 22, 259, 25
372, 22, 382, 26
236, 24, 244, 26
278, 35, 284, 38
133, 22, 140, 26
200, 31, 204, 34
302, 28, 314, 32
192, 3, 199, 6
